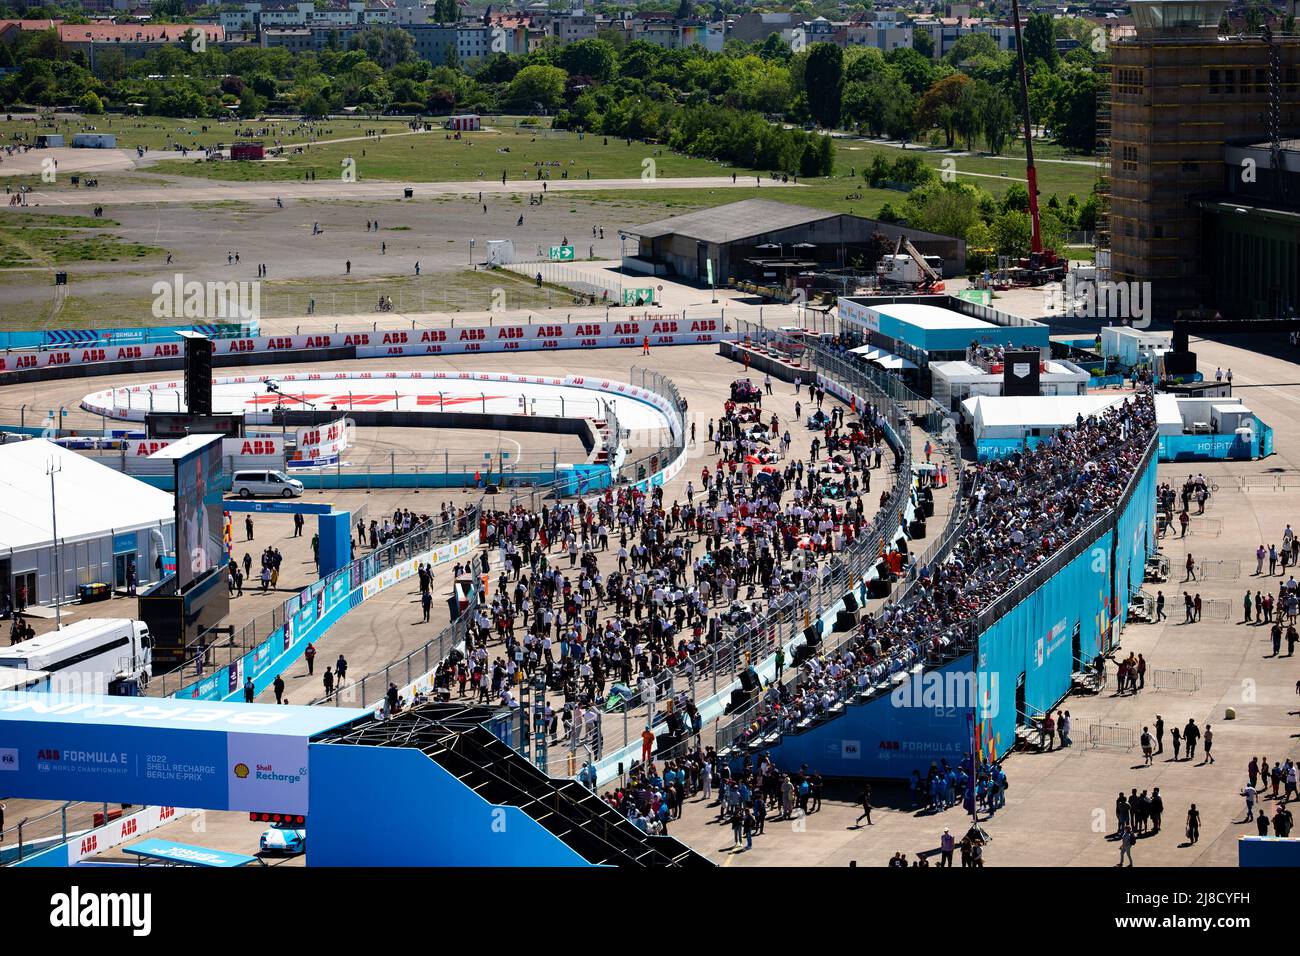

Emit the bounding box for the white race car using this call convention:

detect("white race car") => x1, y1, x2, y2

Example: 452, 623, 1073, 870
259, 821, 306, 855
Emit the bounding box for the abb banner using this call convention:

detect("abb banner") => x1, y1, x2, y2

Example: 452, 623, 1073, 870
1, 318, 735, 376
354, 317, 734, 358
125, 436, 286, 458
21, 805, 196, 867
294, 417, 349, 465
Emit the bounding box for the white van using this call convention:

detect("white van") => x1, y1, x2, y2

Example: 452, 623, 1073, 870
232, 469, 304, 498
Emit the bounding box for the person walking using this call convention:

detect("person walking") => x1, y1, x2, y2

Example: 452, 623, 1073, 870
243, 677, 255, 703
1185, 553, 1196, 581
1243, 781, 1258, 822
1171, 725, 1182, 761
1118, 823, 1135, 867
1155, 590, 1166, 621
1183, 719, 1200, 761
421, 588, 432, 622
304, 641, 316, 675
855, 784, 873, 826
1186, 804, 1201, 844
1154, 714, 1165, 754
1203, 723, 1214, 764
273, 673, 285, 704
322, 666, 334, 696
245, 515, 254, 541
1140, 726, 1154, 766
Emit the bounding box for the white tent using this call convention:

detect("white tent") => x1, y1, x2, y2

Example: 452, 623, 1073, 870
0, 439, 174, 607
962, 395, 1126, 441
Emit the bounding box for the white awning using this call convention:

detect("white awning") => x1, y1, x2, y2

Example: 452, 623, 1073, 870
870, 349, 918, 371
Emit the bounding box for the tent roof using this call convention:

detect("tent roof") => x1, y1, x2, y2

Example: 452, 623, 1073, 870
871, 302, 998, 331
963, 395, 1125, 430
0, 439, 174, 553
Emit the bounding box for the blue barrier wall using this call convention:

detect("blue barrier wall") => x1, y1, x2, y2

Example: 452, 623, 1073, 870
306, 742, 594, 866
1239, 836, 1300, 866
750, 655, 977, 779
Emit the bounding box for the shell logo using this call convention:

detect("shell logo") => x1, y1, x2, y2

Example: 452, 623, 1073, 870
233, 762, 250, 779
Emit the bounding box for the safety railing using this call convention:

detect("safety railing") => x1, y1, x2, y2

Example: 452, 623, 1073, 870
148, 506, 478, 698
315, 598, 477, 709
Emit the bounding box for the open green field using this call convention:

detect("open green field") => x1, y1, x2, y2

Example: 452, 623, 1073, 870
151, 124, 737, 183
148, 124, 1098, 205
0, 211, 162, 269
0, 266, 561, 330
0, 114, 455, 152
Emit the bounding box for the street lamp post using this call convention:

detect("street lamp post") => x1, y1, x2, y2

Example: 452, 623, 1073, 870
47, 457, 63, 630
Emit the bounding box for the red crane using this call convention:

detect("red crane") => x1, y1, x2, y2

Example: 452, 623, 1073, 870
1008, 0, 1043, 255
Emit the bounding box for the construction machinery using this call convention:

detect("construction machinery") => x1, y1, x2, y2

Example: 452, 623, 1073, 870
1006, 0, 1067, 286
875, 236, 946, 291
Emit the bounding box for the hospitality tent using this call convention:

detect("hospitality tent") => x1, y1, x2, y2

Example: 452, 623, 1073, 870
0, 438, 174, 610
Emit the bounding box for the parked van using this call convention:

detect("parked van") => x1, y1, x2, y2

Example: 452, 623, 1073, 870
232, 469, 304, 498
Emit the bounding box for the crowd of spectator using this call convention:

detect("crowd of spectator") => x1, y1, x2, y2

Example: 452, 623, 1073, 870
728, 392, 1157, 752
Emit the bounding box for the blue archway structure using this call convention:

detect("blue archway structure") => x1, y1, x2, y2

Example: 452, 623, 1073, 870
220, 499, 351, 578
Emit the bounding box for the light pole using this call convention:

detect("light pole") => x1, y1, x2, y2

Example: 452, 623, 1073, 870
47, 457, 63, 630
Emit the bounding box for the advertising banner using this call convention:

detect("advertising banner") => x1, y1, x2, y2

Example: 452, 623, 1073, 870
0, 692, 364, 815
293, 417, 349, 466
174, 439, 226, 591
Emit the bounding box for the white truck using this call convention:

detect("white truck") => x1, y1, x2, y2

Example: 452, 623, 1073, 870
0, 618, 152, 696
876, 237, 944, 291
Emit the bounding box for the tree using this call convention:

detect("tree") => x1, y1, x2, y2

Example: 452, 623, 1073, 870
676, 0, 694, 19
981, 86, 1015, 154
434, 0, 458, 23
237, 90, 264, 118
945, 33, 998, 64
903, 181, 985, 240
302, 91, 330, 117
559, 38, 616, 83
1024, 13, 1058, 68
507, 64, 567, 112
915, 72, 968, 147
77, 90, 104, 114
885, 46, 935, 95
350, 27, 415, 70
912, 25, 935, 58
803, 42, 843, 129
991, 209, 1032, 256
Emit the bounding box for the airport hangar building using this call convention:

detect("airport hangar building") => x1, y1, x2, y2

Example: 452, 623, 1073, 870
620, 199, 967, 286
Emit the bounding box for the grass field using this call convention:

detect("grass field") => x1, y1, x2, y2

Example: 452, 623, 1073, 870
0, 211, 162, 269
0, 265, 564, 330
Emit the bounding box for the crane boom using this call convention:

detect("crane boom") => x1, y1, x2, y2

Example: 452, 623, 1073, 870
1008, 0, 1043, 255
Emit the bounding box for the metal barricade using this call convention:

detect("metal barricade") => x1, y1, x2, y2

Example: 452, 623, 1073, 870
1152, 667, 1202, 693
1088, 722, 1137, 751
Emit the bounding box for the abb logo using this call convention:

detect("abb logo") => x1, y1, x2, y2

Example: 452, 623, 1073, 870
79, 834, 98, 856
119, 817, 138, 839
459, 329, 486, 341
133, 441, 172, 456
344, 334, 370, 346
651, 322, 678, 333
159, 807, 176, 821
265, 337, 295, 350
382, 332, 408, 344
239, 440, 278, 455
303, 336, 331, 348
574, 324, 602, 336
497, 327, 524, 339
227, 339, 256, 352
81, 349, 108, 363
689, 320, 718, 332
420, 330, 447, 343
613, 323, 640, 335
535, 326, 563, 337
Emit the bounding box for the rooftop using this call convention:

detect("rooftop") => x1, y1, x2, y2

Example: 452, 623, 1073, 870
628, 200, 847, 245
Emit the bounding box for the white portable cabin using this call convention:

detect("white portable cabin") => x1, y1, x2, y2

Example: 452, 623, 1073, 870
71, 132, 117, 149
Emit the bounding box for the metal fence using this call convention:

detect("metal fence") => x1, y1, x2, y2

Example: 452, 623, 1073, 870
1195, 559, 1241, 581
148, 505, 479, 698
504, 261, 625, 304
1152, 667, 1202, 693
1088, 721, 1137, 751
